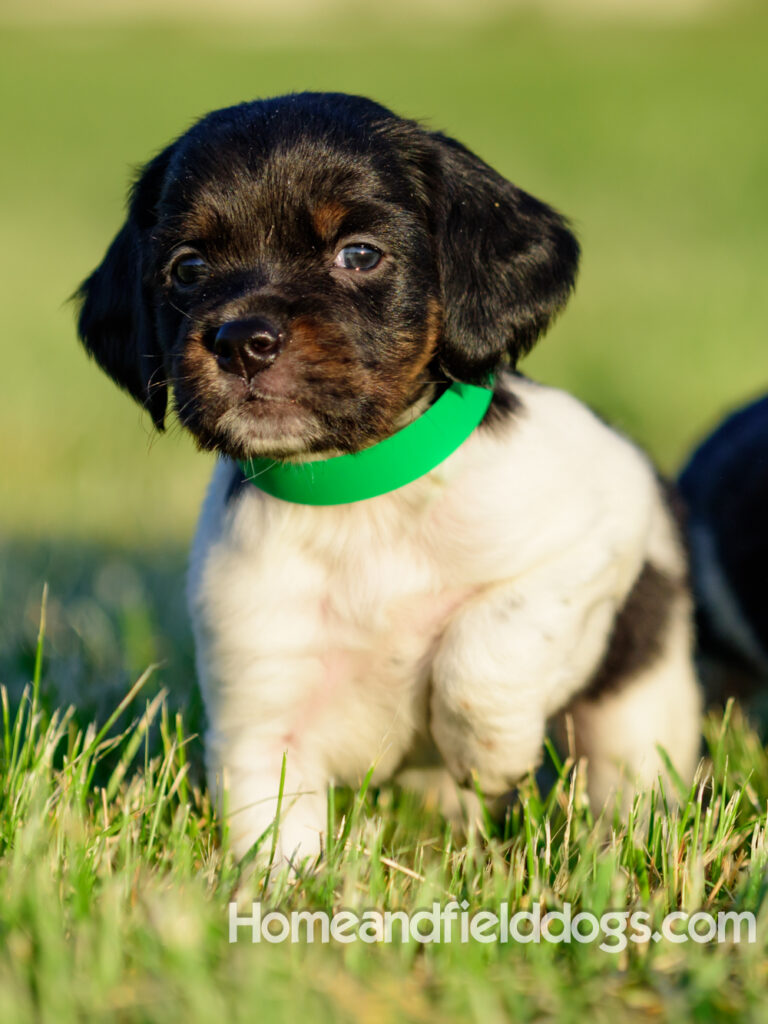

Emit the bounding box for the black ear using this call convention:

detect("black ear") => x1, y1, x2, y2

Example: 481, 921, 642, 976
427, 132, 580, 382
75, 147, 175, 429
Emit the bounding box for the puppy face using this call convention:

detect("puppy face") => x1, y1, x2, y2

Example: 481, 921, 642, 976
77, 92, 579, 459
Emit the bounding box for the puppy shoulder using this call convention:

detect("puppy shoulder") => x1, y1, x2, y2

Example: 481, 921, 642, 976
508, 377, 688, 579
480, 373, 658, 498
446, 374, 668, 578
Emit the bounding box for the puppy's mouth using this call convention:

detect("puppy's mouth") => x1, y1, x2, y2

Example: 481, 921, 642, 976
240, 377, 304, 408
244, 388, 299, 404
174, 351, 362, 460
220, 369, 326, 451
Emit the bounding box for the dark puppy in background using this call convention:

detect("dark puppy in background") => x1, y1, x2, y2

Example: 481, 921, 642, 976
77, 92, 701, 865
679, 395, 768, 700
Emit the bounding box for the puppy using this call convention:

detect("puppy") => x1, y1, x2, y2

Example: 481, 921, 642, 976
679, 394, 768, 698
77, 92, 701, 864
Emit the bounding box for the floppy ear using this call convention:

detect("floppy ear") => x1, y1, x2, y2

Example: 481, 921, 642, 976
426, 132, 580, 382
75, 147, 175, 429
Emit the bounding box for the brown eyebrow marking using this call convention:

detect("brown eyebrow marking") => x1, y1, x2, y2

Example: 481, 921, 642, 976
311, 201, 348, 241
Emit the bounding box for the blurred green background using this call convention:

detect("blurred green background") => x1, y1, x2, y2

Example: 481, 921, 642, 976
1, 1, 767, 707
2, 3, 767, 545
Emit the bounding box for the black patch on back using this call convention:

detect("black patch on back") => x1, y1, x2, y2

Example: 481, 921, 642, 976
582, 562, 679, 701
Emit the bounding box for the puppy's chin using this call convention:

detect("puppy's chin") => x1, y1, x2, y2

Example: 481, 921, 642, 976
213, 401, 329, 460
173, 353, 337, 459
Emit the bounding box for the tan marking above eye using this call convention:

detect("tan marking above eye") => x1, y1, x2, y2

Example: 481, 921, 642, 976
311, 201, 348, 240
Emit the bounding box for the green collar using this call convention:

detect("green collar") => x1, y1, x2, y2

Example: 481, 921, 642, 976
237, 380, 493, 506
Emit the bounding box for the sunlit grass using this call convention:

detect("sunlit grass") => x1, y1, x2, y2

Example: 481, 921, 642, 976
1, 586, 767, 1022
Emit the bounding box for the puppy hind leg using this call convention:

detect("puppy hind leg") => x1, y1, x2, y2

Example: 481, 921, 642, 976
567, 609, 703, 816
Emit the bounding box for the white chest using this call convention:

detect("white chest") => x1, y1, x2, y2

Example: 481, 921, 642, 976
189, 479, 478, 781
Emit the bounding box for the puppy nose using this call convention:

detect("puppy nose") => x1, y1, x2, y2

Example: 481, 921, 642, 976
213, 317, 284, 379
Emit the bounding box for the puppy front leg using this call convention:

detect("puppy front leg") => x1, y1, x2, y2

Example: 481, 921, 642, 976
206, 734, 327, 868
431, 598, 549, 797
429, 573, 620, 799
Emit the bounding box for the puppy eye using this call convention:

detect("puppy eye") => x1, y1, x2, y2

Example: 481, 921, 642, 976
171, 254, 208, 288
334, 244, 382, 272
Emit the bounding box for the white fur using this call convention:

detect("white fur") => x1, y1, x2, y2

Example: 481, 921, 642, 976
187, 374, 702, 863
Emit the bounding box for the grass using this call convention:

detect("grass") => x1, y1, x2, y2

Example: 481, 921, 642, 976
3, 4, 768, 1020
2, 588, 768, 1022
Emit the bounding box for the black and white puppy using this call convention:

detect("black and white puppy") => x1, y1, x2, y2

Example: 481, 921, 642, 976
679, 395, 768, 696
77, 92, 701, 864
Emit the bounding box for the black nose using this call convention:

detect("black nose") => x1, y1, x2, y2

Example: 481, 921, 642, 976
213, 317, 284, 379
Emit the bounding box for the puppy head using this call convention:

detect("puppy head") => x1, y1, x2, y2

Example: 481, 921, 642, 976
76, 92, 579, 459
